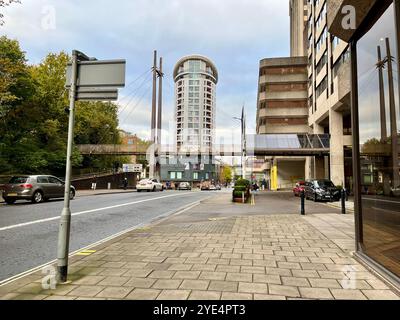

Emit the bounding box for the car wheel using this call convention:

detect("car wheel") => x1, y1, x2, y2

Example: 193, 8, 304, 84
137, 189, 141, 192
70, 189, 75, 200
32, 191, 44, 204
5, 198, 16, 205
314, 193, 318, 202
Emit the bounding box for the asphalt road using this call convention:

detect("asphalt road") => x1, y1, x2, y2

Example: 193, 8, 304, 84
0, 190, 215, 282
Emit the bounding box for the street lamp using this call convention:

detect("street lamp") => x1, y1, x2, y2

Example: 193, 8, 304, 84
233, 106, 246, 180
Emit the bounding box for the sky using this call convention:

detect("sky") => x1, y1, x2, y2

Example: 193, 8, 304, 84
1, 0, 290, 145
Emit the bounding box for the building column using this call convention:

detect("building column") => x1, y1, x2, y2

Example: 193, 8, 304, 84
313, 123, 326, 179
330, 109, 345, 186
305, 157, 312, 180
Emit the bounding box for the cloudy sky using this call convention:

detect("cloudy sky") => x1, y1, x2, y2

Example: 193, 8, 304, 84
1, 0, 290, 144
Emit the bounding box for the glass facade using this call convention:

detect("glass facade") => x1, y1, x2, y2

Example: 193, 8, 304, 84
356, 2, 400, 279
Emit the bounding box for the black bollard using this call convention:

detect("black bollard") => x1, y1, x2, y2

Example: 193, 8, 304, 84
300, 190, 305, 215
341, 189, 346, 214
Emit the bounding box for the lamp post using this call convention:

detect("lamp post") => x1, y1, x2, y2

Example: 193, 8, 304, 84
233, 106, 246, 180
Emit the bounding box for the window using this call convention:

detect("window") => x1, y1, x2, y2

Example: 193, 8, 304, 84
37, 176, 49, 183
169, 172, 176, 179
193, 172, 199, 180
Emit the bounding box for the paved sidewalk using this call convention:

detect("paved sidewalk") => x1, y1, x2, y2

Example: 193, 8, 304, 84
0, 193, 398, 300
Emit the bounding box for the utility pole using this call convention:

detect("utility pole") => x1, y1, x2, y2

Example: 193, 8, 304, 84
234, 106, 247, 180
56, 50, 78, 283
150, 50, 157, 178
377, 46, 387, 141
156, 57, 163, 179
385, 38, 400, 188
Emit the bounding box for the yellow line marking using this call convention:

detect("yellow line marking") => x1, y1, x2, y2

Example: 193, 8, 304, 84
76, 252, 92, 256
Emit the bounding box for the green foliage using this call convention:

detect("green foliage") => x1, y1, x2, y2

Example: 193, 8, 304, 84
235, 178, 250, 187
0, 36, 124, 176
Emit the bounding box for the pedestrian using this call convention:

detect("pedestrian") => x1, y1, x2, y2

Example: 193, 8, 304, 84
123, 177, 128, 190
262, 178, 267, 191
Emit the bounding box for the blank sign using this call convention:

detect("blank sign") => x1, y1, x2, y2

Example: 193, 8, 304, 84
66, 59, 126, 88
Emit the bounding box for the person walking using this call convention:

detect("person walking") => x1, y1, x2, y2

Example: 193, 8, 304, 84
123, 177, 128, 190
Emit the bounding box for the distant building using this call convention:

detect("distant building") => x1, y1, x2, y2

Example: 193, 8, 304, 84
159, 55, 219, 186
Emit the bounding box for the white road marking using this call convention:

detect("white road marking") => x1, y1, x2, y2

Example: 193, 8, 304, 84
0, 192, 193, 232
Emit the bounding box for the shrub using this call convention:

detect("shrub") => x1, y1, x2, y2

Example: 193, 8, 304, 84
235, 178, 250, 187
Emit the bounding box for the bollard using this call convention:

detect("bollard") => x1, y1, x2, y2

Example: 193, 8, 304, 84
300, 190, 305, 215
242, 191, 245, 204
341, 189, 346, 214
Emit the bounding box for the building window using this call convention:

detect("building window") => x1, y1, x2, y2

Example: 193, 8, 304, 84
193, 172, 199, 180
356, 2, 400, 279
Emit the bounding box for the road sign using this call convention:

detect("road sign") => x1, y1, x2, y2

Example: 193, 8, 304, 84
123, 164, 143, 173
75, 87, 118, 101
66, 59, 126, 89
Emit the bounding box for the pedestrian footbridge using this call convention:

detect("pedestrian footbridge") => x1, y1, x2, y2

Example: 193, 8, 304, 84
77, 134, 331, 157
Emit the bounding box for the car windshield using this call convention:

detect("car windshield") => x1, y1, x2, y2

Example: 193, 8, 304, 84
9, 176, 28, 184
317, 180, 335, 188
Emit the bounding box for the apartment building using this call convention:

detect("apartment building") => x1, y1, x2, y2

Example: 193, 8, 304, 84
256, 56, 309, 189
306, 0, 352, 190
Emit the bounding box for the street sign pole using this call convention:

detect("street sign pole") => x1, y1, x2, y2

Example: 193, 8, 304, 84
56, 50, 78, 283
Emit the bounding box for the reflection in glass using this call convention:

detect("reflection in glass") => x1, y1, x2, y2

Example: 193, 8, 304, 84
357, 3, 400, 277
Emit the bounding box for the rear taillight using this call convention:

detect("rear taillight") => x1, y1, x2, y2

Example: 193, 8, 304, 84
20, 184, 33, 189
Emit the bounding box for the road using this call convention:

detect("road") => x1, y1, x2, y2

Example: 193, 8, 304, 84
0, 190, 215, 282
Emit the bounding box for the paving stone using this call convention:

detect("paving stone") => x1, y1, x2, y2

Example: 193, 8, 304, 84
277, 262, 301, 270
291, 270, 320, 278
126, 288, 161, 300
253, 274, 281, 285
67, 286, 104, 297
152, 279, 182, 290
330, 289, 367, 300
168, 264, 193, 271
208, 281, 238, 293
221, 292, 252, 300
269, 285, 300, 298
299, 287, 333, 299
240, 266, 265, 274
124, 262, 148, 269
180, 280, 210, 290
198, 272, 226, 281
102, 262, 127, 268
124, 277, 156, 288
188, 291, 221, 300
191, 264, 217, 272
361, 290, 400, 300
97, 276, 129, 286
300, 263, 327, 271
318, 271, 347, 280
148, 271, 176, 279
123, 269, 153, 277
253, 260, 277, 268
265, 267, 292, 277
157, 290, 191, 300
230, 259, 253, 266
309, 278, 341, 289
253, 294, 286, 300
45, 295, 76, 300
366, 279, 390, 290
238, 282, 269, 294
96, 287, 133, 299
173, 271, 201, 280
226, 272, 252, 283
281, 277, 310, 287
98, 268, 128, 276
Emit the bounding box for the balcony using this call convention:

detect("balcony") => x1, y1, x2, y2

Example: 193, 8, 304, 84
259, 91, 308, 101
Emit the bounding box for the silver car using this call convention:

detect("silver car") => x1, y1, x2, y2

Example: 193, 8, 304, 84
2, 175, 76, 204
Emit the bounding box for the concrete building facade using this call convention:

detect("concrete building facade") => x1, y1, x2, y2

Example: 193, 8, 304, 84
306, 0, 352, 189
256, 57, 309, 189
290, 0, 308, 56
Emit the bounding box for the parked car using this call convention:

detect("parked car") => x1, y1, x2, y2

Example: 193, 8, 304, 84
200, 180, 211, 191
136, 179, 164, 192
178, 182, 191, 191
215, 184, 222, 191
2, 175, 75, 204
390, 185, 400, 197
209, 184, 217, 191
293, 181, 306, 197
304, 179, 341, 202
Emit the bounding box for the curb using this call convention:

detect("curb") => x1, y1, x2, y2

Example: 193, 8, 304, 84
0, 195, 205, 287
75, 190, 137, 198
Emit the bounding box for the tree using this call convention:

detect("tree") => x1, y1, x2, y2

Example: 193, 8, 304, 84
0, 0, 21, 26
219, 165, 232, 184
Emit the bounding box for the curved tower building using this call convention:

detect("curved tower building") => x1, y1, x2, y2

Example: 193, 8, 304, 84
173, 55, 218, 151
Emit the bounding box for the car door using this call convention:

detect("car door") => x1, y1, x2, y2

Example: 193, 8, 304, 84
36, 176, 52, 198
48, 176, 64, 198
